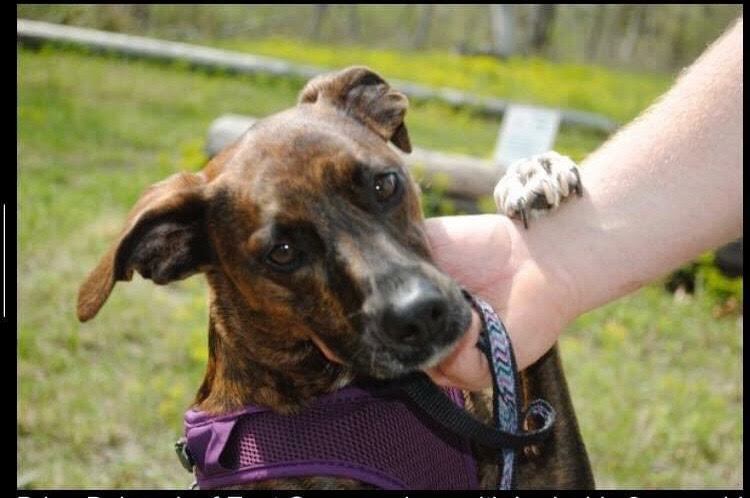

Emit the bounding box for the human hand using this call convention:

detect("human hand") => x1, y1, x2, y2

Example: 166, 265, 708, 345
422, 214, 579, 391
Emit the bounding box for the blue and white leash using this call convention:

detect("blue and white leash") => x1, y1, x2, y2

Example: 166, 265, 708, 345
469, 293, 556, 489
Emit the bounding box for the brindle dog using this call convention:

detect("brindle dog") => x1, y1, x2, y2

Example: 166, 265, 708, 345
77, 66, 594, 489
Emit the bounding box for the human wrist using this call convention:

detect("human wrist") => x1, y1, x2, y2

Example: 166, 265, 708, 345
497, 214, 583, 369
512, 217, 583, 325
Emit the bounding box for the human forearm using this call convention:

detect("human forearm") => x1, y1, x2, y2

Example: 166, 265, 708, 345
525, 17, 743, 322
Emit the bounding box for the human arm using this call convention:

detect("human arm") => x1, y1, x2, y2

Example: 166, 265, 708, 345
424, 17, 743, 390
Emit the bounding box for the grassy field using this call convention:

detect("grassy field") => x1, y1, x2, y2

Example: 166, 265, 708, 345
209, 37, 671, 124
17, 45, 742, 489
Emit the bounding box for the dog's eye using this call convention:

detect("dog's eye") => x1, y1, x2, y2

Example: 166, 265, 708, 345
374, 172, 399, 202
266, 242, 302, 270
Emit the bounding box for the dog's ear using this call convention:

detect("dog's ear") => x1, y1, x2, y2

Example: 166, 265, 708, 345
77, 172, 211, 322
299, 66, 412, 153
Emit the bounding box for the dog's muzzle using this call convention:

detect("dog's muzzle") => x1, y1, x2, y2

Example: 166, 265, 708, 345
378, 276, 455, 347
350, 275, 471, 378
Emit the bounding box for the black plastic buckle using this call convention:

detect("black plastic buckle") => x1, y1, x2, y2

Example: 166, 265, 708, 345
174, 437, 195, 473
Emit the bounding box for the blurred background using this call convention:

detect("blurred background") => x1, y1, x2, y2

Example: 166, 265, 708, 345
17, 4, 742, 489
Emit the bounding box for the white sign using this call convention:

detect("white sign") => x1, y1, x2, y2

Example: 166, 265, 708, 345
494, 104, 561, 169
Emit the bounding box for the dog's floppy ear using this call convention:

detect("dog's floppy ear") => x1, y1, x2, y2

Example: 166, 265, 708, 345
77, 172, 211, 322
299, 66, 412, 153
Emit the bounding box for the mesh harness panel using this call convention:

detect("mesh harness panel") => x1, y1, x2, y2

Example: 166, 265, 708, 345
184, 384, 478, 489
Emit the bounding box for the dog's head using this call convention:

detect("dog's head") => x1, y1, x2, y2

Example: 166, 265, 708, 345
78, 66, 472, 380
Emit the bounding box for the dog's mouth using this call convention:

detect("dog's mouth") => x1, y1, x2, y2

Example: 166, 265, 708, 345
375, 306, 473, 379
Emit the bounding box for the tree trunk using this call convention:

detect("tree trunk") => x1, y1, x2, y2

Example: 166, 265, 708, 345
130, 4, 149, 28
670, 7, 691, 69
412, 4, 434, 49
458, 6, 485, 54
585, 5, 607, 62
529, 4, 556, 53
348, 5, 360, 41
618, 5, 646, 63
489, 4, 516, 58
310, 4, 328, 40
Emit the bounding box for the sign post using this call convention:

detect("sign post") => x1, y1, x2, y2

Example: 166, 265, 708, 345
494, 104, 561, 173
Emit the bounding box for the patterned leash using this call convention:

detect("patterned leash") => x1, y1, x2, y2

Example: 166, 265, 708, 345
468, 292, 556, 489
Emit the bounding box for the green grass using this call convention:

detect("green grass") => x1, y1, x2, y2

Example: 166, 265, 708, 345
564, 287, 742, 488
17, 46, 741, 489
210, 37, 672, 125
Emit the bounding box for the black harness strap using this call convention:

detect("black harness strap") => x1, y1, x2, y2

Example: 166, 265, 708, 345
395, 371, 555, 449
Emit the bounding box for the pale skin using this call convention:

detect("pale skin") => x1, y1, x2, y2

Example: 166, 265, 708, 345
424, 17, 743, 391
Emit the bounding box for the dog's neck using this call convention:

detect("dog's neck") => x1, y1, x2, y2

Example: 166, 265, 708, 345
194, 272, 352, 415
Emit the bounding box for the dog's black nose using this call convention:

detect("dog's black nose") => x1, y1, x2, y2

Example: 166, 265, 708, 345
382, 279, 448, 345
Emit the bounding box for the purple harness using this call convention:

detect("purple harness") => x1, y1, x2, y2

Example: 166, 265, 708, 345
178, 294, 555, 490
183, 383, 478, 489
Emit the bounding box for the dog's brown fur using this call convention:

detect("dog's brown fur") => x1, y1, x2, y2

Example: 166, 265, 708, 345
77, 66, 594, 489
